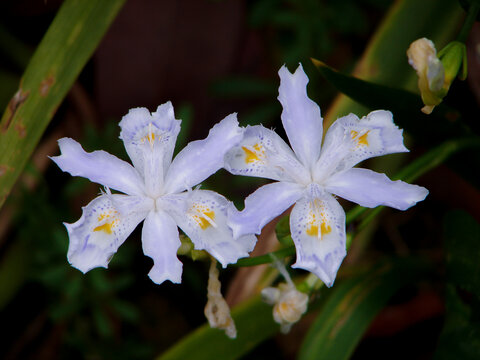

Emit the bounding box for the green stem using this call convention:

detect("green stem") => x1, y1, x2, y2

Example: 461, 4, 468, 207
457, 2, 479, 43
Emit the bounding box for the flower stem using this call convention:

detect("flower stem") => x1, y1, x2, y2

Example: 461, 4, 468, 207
457, 2, 480, 43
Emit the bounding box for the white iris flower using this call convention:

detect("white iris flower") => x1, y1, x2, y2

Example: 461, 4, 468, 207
51, 102, 256, 285
225, 64, 428, 287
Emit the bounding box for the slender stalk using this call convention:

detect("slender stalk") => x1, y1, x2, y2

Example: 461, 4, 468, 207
457, 2, 480, 43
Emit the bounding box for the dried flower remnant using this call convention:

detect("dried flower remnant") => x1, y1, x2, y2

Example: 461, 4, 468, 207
204, 258, 237, 338
262, 262, 308, 333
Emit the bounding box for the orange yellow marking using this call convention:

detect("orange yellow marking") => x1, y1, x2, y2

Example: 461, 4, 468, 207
93, 211, 118, 234
191, 204, 216, 230
306, 201, 332, 239
242, 143, 264, 163
140, 123, 159, 146
351, 130, 370, 146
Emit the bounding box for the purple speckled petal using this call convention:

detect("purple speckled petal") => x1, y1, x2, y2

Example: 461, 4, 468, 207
290, 191, 346, 287
160, 190, 256, 267
65, 194, 149, 273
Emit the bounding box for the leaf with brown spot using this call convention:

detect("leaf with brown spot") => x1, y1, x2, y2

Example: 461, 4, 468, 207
39, 74, 55, 97
14, 122, 26, 138
1, 89, 29, 132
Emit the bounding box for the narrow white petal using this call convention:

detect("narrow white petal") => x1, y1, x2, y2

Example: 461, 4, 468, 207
224, 125, 310, 184
65, 194, 149, 273
227, 181, 304, 239
290, 193, 346, 287
314, 110, 408, 181
119, 103, 181, 196
325, 168, 429, 210
141, 210, 183, 284
164, 113, 244, 194
161, 190, 256, 267
278, 64, 323, 169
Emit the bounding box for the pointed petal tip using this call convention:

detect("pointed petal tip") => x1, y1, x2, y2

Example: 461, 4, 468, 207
291, 261, 338, 288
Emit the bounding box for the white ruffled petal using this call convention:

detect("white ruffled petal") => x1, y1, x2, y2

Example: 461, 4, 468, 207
161, 190, 256, 267
290, 193, 346, 287
51, 138, 145, 196
119, 103, 181, 196
325, 168, 429, 210
141, 210, 183, 284
164, 113, 244, 194
227, 181, 304, 239
278, 64, 323, 169
314, 110, 408, 182
224, 125, 310, 184
65, 194, 150, 273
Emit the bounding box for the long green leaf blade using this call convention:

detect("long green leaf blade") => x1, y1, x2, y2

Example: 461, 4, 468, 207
0, 0, 126, 210
298, 258, 431, 360
157, 295, 278, 360
312, 59, 468, 144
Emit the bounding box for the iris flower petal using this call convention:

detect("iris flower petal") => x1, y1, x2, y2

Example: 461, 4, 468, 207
227, 181, 304, 239
162, 190, 256, 267
325, 168, 429, 210
315, 110, 408, 180
290, 193, 346, 287
119, 103, 181, 196
278, 64, 323, 169
224, 125, 309, 183
164, 113, 244, 194
65, 194, 148, 273
51, 138, 145, 196
142, 210, 183, 284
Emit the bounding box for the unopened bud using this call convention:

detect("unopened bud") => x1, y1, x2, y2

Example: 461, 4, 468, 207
407, 38, 445, 114
407, 38, 467, 114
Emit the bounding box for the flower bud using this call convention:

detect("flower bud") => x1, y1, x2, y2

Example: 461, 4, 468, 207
407, 38, 467, 114
262, 282, 308, 333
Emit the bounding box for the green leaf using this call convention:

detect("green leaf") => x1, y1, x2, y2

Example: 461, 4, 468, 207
298, 257, 431, 360
156, 295, 278, 360
435, 284, 480, 360
312, 59, 469, 144
0, 0, 126, 210
0, 239, 29, 309
275, 215, 294, 246
443, 210, 480, 297
324, 0, 464, 125
435, 211, 480, 359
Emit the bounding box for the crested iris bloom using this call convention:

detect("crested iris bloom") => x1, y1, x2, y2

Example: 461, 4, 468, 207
51, 102, 255, 284
225, 64, 428, 287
